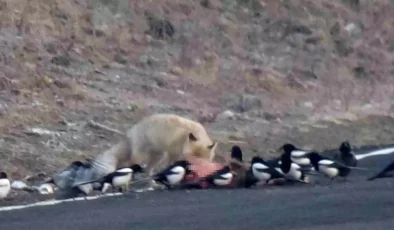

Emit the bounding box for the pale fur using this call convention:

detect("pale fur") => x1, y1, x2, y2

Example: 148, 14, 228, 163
73, 114, 217, 191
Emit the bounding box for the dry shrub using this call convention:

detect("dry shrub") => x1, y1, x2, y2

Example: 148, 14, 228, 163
243, 67, 299, 98
183, 52, 220, 85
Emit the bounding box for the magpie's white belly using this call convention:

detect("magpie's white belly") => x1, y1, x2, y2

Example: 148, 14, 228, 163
166, 172, 185, 185
252, 168, 271, 181
291, 157, 310, 166
288, 167, 302, 180
112, 174, 132, 187
0, 179, 10, 199
213, 173, 233, 186
319, 166, 339, 178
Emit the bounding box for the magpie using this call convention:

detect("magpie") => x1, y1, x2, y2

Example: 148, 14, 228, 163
308, 152, 370, 185
0, 172, 11, 199
278, 143, 314, 168
367, 159, 394, 181
277, 151, 311, 183
335, 141, 357, 167
199, 166, 235, 188
73, 164, 145, 194
150, 160, 194, 189
250, 156, 285, 184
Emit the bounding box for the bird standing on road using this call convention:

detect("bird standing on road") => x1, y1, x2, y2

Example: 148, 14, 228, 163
335, 141, 357, 167
199, 165, 234, 188
0, 172, 11, 199
308, 152, 354, 185
277, 151, 310, 183
278, 143, 313, 168
151, 160, 194, 189
250, 156, 284, 184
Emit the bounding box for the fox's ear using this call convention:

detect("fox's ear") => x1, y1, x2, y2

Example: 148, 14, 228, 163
208, 142, 218, 161
189, 133, 198, 142
208, 142, 217, 150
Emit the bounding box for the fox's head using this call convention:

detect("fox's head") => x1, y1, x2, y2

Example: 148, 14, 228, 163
183, 133, 217, 161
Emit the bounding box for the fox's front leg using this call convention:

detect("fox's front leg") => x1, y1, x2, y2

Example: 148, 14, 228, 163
145, 151, 168, 190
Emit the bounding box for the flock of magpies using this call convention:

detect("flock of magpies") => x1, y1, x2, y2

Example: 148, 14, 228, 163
1, 141, 394, 200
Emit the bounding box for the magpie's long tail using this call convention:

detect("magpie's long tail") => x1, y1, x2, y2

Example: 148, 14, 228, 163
346, 166, 377, 172
130, 176, 156, 184
72, 178, 102, 187
367, 161, 394, 181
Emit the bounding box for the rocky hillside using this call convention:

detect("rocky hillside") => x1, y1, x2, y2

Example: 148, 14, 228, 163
1, 0, 394, 181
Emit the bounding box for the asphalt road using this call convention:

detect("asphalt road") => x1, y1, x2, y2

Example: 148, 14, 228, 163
1, 146, 394, 230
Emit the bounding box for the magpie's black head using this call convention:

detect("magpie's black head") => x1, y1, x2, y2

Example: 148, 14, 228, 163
339, 141, 352, 154
231, 145, 243, 162
0, 172, 7, 179
251, 156, 266, 165
70, 161, 84, 169
283, 143, 297, 152
130, 164, 145, 174
174, 160, 192, 169
308, 152, 323, 165
278, 143, 297, 154
218, 165, 231, 174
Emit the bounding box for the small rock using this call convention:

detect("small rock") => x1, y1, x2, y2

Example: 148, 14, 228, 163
303, 102, 314, 108
37, 183, 55, 195
344, 22, 363, 41
24, 127, 59, 137
11, 180, 29, 190
176, 90, 185, 95
170, 66, 183, 76
216, 110, 235, 120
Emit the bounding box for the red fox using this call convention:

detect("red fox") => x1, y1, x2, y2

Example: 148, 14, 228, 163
72, 113, 218, 192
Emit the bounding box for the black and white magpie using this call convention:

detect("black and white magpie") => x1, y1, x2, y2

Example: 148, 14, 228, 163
200, 165, 234, 187
0, 172, 11, 199
250, 156, 285, 184
278, 143, 313, 168
308, 152, 370, 185
151, 160, 194, 189
277, 151, 311, 183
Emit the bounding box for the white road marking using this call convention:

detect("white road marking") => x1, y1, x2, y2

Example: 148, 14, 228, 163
355, 147, 394, 160
0, 192, 131, 212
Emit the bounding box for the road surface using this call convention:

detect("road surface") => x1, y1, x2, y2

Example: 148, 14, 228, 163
1, 146, 394, 230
